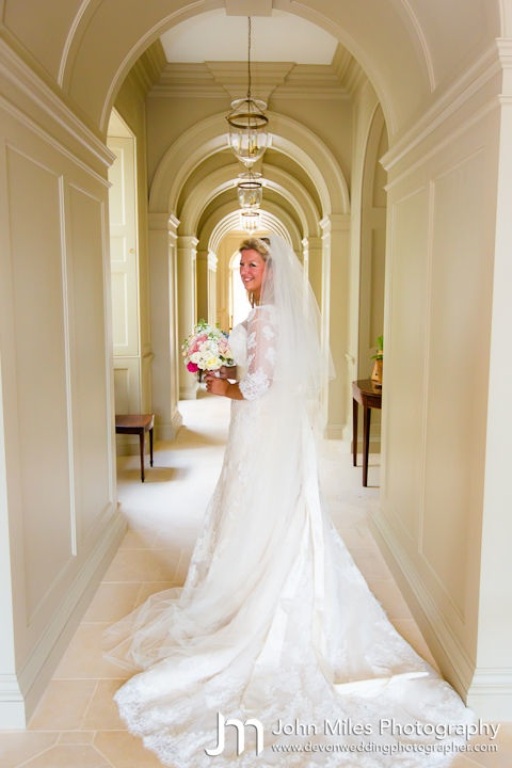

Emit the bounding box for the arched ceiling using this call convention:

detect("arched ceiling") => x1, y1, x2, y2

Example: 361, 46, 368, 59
1, 0, 503, 251
146, 107, 348, 245
202, 204, 299, 254
177, 159, 320, 237
0, 0, 502, 139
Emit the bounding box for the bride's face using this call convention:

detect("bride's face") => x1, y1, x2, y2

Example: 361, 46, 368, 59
239, 249, 267, 301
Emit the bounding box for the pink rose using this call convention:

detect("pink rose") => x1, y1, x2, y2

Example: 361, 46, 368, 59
187, 362, 199, 373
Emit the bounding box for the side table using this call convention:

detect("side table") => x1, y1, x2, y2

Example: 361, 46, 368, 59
352, 380, 382, 487
115, 414, 155, 482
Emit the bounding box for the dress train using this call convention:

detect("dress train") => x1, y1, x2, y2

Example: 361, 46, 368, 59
105, 380, 474, 767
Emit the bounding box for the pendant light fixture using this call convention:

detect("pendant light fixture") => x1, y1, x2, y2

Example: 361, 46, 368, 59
237, 171, 263, 210
240, 209, 261, 233
226, 17, 270, 168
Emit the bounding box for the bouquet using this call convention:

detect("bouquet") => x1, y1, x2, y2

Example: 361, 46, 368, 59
182, 320, 234, 374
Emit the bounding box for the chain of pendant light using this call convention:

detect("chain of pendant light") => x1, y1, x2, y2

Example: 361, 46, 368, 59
226, 17, 270, 232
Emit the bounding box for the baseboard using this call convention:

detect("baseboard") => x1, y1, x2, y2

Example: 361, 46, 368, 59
465, 669, 512, 720
370, 511, 474, 696
180, 381, 199, 401
0, 676, 25, 729
325, 424, 344, 439
351, 437, 381, 455
153, 410, 183, 442
1, 507, 126, 728
171, 408, 183, 436
371, 511, 512, 720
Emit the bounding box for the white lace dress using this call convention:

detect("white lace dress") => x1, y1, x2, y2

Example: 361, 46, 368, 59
107, 306, 474, 767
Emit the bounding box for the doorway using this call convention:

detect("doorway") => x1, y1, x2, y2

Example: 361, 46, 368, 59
107, 111, 142, 416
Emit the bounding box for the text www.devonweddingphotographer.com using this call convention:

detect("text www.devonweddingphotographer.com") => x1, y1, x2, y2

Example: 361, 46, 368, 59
203, 713, 500, 759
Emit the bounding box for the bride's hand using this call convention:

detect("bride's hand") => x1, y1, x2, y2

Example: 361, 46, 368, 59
205, 371, 229, 396
215, 365, 237, 380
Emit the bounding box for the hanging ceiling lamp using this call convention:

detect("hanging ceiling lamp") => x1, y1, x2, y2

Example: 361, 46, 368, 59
237, 171, 263, 209
226, 17, 270, 168
240, 209, 261, 233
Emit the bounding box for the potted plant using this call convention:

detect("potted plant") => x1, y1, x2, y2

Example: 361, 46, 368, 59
371, 334, 383, 387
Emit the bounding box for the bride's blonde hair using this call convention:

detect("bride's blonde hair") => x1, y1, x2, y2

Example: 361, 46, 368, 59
239, 237, 271, 306
239, 237, 270, 257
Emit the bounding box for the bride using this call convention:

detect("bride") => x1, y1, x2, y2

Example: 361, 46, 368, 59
106, 235, 474, 767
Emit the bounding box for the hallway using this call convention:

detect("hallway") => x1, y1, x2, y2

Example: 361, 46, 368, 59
0, 394, 510, 767
2, 0, 512, 726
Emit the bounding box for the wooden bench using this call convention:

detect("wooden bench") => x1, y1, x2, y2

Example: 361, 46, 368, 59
115, 414, 155, 482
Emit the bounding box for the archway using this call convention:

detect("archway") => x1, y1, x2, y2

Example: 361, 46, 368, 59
147, 107, 350, 424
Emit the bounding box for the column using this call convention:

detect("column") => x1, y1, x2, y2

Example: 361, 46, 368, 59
208, 251, 218, 324
196, 248, 208, 322
177, 235, 198, 400
302, 235, 323, 308
321, 214, 351, 439
148, 212, 182, 439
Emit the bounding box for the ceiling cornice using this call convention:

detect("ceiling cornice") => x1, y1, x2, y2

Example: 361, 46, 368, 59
148, 60, 353, 101
126, 40, 167, 97
148, 62, 227, 99
332, 44, 365, 95
206, 60, 293, 101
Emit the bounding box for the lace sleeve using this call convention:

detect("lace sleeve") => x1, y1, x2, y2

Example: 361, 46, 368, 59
239, 307, 277, 400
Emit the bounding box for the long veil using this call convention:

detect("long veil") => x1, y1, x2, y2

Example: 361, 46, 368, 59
258, 234, 333, 400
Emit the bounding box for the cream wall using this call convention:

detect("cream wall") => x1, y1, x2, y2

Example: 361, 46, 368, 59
215, 235, 241, 332
376, 64, 505, 715
269, 94, 353, 183
0, 43, 124, 725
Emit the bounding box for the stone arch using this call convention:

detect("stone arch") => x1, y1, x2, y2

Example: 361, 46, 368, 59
178, 164, 321, 238
202, 207, 300, 254
56, 0, 441, 137
3, 0, 502, 139
149, 110, 349, 220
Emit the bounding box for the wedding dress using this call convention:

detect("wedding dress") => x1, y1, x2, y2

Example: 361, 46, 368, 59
106, 237, 474, 767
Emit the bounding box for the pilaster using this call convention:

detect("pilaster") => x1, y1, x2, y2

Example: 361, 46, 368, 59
320, 214, 351, 439
148, 212, 182, 438
177, 235, 199, 400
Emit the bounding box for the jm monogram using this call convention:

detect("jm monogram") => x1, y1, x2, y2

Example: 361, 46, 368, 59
205, 712, 264, 757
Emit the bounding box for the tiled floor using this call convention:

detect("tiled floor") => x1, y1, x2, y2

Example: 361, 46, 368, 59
0, 393, 510, 767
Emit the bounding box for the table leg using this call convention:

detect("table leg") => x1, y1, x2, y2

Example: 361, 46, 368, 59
149, 427, 154, 467
352, 398, 358, 467
363, 406, 372, 487
139, 432, 145, 482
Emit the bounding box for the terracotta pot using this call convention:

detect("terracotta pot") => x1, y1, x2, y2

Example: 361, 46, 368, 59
371, 358, 383, 387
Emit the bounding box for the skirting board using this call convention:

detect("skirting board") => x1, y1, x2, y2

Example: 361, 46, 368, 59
465, 670, 512, 721
0, 508, 127, 728
371, 516, 468, 690
371, 511, 512, 720
154, 409, 183, 442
